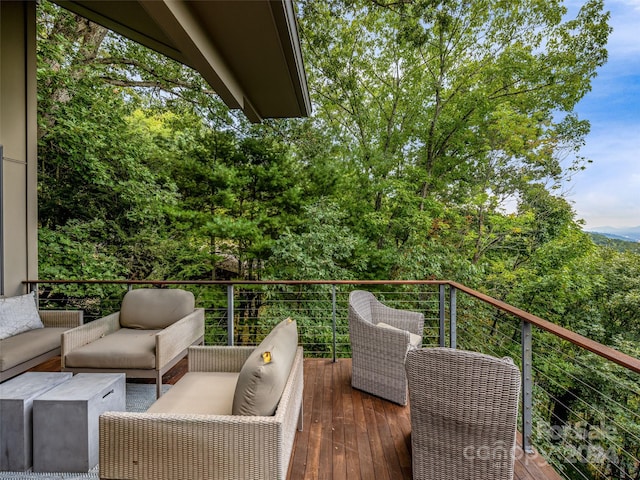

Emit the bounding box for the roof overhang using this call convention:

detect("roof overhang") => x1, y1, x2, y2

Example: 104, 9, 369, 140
53, 0, 311, 122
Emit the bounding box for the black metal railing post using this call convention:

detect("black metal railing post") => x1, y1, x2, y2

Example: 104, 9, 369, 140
29, 281, 38, 307
227, 284, 234, 346
439, 284, 446, 347
332, 285, 337, 363
449, 285, 457, 349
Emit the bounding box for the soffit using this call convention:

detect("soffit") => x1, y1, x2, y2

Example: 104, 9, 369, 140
53, 0, 311, 122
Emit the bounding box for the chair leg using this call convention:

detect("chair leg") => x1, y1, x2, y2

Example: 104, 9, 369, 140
156, 371, 162, 398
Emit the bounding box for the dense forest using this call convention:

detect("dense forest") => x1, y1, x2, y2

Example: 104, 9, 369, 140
36, 1, 638, 478
590, 233, 640, 254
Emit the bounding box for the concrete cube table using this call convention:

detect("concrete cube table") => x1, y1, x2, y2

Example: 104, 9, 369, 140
0, 371, 73, 471
32, 373, 125, 472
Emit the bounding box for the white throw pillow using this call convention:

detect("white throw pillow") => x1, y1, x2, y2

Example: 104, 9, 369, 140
0, 292, 44, 340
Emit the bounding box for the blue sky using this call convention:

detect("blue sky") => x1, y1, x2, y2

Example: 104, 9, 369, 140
568, 0, 640, 229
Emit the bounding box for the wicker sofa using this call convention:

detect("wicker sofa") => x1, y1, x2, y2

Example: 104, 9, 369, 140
1, 293, 83, 382
99, 318, 303, 480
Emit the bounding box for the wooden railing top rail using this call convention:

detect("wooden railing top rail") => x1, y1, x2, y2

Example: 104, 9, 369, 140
449, 281, 640, 375
25, 278, 640, 374
25, 279, 444, 285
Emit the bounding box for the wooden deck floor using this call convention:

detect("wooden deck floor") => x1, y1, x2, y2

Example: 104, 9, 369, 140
292, 358, 563, 480
30, 356, 563, 480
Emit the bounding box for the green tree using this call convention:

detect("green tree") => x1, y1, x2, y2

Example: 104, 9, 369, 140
37, 2, 211, 281
299, 0, 610, 277
268, 200, 368, 280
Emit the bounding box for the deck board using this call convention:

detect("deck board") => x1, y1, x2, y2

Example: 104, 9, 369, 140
290, 358, 563, 480
28, 356, 563, 480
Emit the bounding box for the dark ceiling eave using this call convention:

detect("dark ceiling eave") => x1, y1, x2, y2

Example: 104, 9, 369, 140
53, 0, 311, 122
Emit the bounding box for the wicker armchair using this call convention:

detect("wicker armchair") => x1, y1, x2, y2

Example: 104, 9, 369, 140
405, 348, 521, 480
62, 288, 204, 398
348, 290, 424, 405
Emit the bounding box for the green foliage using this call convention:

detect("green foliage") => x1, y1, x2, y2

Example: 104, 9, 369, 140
34, 2, 639, 478
38, 221, 126, 282
297, 0, 610, 282
589, 233, 640, 254
268, 200, 368, 280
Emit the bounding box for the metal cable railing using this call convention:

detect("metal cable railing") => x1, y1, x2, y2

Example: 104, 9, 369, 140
453, 286, 640, 480
26, 278, 640, 480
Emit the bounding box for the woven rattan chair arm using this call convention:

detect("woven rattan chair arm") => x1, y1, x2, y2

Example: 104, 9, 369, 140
371, 301, 425, 335
188, 345, 255, 372
155, 308, 204, 369
272, 347, 303, 421
353, 313, 413, 348
39, 310, 83, 328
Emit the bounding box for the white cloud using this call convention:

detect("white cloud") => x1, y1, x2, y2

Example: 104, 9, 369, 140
607, 0, 640, 56
566, 0, 640, 229
570, 124, 640, 228
620, 0, 640, 10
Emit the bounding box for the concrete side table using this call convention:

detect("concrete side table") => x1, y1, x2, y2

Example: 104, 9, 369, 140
32, 373, 125, 472
0, 371, 73, 471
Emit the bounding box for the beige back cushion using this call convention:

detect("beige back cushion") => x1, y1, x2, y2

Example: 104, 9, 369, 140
119, 288, 195, 329
232, 318, 298, 416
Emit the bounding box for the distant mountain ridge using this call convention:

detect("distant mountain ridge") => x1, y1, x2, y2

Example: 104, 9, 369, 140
586, 226, 640, 242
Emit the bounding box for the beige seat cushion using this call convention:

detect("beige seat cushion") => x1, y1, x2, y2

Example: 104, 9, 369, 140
65, 328, 160, 369
377, 322, 422, 347
0, 327, 66, 371
232, 318, 298, 416
147, 372, 239, 415
119, 288, 195, 329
